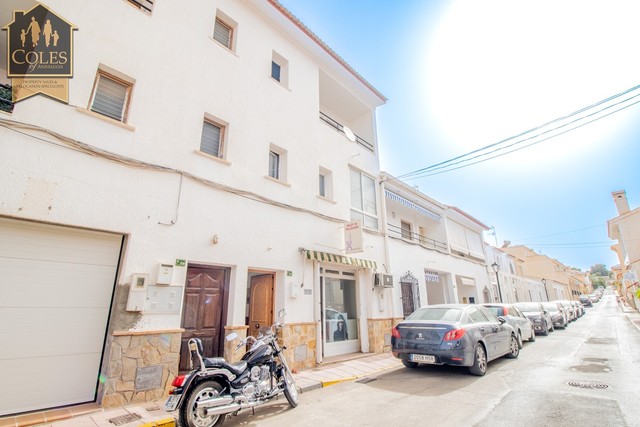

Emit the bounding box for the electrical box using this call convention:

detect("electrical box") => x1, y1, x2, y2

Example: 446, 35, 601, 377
126, 273, 149, 312
290, 283, 300, 298
373, 273, 394, 288
145, 285, 182, 314
156, 263, 174, 285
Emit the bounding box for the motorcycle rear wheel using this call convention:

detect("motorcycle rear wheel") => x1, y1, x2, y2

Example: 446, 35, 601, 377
282, 365, 299, 408
179, 380, 225, 427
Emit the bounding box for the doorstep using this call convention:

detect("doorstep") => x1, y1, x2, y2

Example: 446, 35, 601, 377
0, 402, 101, 427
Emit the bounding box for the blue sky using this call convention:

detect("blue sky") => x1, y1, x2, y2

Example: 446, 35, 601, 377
279, 0, 640, 272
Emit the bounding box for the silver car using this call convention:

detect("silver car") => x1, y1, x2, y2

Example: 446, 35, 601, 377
482, 303, 536, 347
513, 302, 554, 336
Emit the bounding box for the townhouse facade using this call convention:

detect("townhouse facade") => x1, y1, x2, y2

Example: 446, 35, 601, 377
0, 0, 389, 415
608, 190, 640, 309
484, 246, 548, 303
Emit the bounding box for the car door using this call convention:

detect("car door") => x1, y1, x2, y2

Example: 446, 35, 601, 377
467, 307, 499, 358
480, 307, 512, 357
511, 306, 531, 339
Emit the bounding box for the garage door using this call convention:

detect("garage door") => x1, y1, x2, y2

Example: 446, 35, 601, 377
0, 218, 122, 416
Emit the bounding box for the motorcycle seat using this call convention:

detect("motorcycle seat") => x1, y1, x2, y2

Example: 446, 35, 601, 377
204, 358, 248, 375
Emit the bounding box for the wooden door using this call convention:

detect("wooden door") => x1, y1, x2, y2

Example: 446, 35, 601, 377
179, 265, 228, 371
248, 274, 274, 339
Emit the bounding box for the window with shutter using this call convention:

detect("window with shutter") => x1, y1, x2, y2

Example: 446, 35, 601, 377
200, 120, 224, 158
125, 0, 154, 14
213, 18, 232, 49
90, 72, 131, 122
268, 151, 279, 179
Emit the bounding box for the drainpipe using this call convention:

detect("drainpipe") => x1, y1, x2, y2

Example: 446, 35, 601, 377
379, 174, 393, 321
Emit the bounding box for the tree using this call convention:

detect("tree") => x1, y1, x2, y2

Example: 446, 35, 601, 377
590, 264, 610, 277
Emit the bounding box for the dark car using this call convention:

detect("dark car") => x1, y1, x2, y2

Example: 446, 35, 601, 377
541, 301, 567, 329
579, 295, 593, 307
482, 303, 535, 347
513, 302, 554, 336
391, 304, 519, 376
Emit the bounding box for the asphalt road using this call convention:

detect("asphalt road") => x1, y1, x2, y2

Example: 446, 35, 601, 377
224, 291, 640, 427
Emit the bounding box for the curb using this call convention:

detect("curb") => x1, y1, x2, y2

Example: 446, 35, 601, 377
140, 417, 176, 427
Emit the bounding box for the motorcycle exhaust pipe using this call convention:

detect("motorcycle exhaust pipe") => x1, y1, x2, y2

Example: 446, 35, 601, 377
204, 400, 262, 417
195, 395, 234, 410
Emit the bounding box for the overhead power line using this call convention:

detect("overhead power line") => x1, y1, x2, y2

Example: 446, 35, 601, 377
399, 84, 640, 180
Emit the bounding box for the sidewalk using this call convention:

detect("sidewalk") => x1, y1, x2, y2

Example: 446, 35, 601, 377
1, 353, 401, 427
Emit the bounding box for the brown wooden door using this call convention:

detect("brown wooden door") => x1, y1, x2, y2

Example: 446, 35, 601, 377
248, 274, 274, 339
179, 265, 228, 371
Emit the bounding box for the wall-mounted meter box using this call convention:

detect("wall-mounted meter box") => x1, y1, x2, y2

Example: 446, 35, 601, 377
156, 263, 174, 285
126, 273, 148, 312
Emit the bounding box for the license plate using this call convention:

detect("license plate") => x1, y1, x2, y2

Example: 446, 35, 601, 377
410, 354, 435, 363
164, 394, 180, 412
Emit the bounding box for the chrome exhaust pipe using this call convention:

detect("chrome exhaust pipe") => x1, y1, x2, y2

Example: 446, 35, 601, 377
194, 395, 233, 410
204, 400, 262, 416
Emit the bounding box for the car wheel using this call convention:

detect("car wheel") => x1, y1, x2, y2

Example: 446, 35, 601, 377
469, 344, 487, 376
505, 334, 520, 359
541, 321, 549, 336
402, 359, 418, 369
517, 331, 523, 349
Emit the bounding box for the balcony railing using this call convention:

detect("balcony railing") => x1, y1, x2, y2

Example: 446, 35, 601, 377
319, 111, 374, 152
0, 83, 14, 113
387, 223, 448, 254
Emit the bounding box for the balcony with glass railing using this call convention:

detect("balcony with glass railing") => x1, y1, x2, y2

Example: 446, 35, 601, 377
387, 223, 449, 254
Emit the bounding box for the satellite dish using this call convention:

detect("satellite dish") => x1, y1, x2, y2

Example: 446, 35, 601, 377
343, 126, 356, 142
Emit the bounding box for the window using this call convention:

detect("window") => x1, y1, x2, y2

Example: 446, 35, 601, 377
319, 167, 333, 199
213, 18, 232, 49
125, 0, 153, 14
350, 169, 378, 229
268, 151, 279, 179
401, 221, 412, 240
271, 61, 281, 82
267, 144, 287, 182
271, 51, 289, 87
90, 71, 132, 122
200, 118, 225, 158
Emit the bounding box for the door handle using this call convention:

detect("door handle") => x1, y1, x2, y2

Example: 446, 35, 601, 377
254, 323, 260, 329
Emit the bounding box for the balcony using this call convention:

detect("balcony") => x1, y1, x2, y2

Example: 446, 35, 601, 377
319, 111, 374, 151
0, 83, 14, 113
387, 223, 448, 254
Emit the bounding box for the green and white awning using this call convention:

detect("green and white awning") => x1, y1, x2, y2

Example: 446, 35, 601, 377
304, 249, 377, 269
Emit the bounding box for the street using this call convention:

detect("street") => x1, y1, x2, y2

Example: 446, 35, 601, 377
225, 291, 640, 427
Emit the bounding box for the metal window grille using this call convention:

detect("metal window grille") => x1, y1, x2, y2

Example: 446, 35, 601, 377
213, 18, 232, 48
126, 0, 154, 14
91, 73, 130, 122
269, 151, 279, 179
200, 121, 223, 157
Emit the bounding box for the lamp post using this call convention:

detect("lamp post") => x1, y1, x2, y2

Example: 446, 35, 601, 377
491, 262, 503, 303
542, 278, 550, 301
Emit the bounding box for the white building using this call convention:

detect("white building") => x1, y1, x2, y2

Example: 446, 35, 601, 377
0, 0, 387, 414
379, 173, 493, 321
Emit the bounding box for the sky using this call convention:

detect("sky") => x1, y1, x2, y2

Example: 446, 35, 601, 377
278, 0, 640, 272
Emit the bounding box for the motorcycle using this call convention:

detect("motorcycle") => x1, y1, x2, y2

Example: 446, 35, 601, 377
165, 309, 299, 427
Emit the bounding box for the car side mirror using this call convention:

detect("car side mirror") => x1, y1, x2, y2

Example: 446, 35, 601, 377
497, 316, 506, 324
543, 310, 549, 315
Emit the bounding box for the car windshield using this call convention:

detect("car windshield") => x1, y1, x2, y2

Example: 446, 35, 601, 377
407, 307, 462, 322
485, 306, 503, 316
515, 303, 540, 312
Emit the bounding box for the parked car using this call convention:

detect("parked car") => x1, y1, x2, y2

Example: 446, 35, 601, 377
391, 304, 519, 376
513, 302, 554, 335
481, 303, 536, 347
555, 300, 576, 322
588, 293, 600, 303
571, 300, 584, 317
579, 295, 593, 307
541, 301, 568, 329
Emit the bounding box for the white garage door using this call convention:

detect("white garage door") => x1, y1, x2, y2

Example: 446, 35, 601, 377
0, 218, 122, 416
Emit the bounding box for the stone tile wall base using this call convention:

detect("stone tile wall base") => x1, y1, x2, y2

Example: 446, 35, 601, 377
101, 332, 181, 409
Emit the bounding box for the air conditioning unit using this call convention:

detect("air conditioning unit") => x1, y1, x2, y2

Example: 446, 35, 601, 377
374, 273, 394, 288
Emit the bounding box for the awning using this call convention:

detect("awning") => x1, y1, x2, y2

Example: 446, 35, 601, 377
304, 249, 377, 269
385, 190, 441, 221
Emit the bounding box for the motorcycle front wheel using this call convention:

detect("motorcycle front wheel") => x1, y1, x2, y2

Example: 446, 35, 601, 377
282, 365, 299, 408
179, 380, 225, 427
